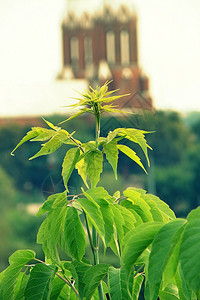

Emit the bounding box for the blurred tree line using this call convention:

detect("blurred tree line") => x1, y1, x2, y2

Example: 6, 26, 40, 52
0, 110, 200, 270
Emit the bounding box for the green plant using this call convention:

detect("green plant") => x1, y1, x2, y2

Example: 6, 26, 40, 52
1, 82, 200, 299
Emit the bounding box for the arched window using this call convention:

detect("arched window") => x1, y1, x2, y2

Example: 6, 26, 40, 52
70, 36, 79, 67
84, 36, 93, 65
120, 29, 130, 65
106, 30, 116, 64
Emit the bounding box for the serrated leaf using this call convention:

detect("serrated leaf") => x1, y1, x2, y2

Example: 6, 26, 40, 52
64, 207, 86, 261
103, 139, 118, 179
29, 133, 63, 160
146, 219, 186, 300
117, 144, 147, 173
77, 193, 105, 246
122, 222, 163, 273
37, 206, 68, 263
84, 150, 103, 188
115, 128, 152, 166
62, 148, 80, 191
24, 264, 57, 300
180, 207, 200, 297
83, 264, 109, 299
30, 129, 56, 142
108, 266, 132, 299
37, 192, 67, 216
11, 129, 39, 155
0, 250, 35, 300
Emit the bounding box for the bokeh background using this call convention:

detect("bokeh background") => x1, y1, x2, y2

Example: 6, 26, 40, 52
1, 0, 200, 273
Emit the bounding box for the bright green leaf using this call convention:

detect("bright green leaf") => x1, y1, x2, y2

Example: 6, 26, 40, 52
122, 222, 163, 273
83, 264, 109, 299
146, 219, 186, 300
117, 144, 147, 173
180, 207, 200, 297
84, 150, 103, 188
132, 274, 144, 300
108, 266, 132, 299
62, 148, 80, 191
24, 264, 57, 300
77, 193, 105, 246
103, 139, 118, 179
0, 250, 35, 300
11, 129, 40, 155
64, 207, 86, 261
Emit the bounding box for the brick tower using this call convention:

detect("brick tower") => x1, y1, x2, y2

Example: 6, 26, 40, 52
58, 0, 153, 110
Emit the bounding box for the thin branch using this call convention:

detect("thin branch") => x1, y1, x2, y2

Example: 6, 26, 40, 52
34, 258, 80, 299
70, 136, 84, 153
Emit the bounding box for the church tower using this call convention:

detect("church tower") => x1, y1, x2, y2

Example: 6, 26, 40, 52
58, 0, 153, 110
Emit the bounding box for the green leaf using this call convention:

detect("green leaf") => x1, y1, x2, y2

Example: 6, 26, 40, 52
94, 197, 114, 246
143, 192, 176, 220
85, 187, 114, 246
146, 219, 186, 300
14, 272, 30, 300
84, 150, 103, 188
77, 193, 105, 245
115, 128, 152, 166
64, 207, 86, 261
108, 266, 132, 299
123, 189, 153, 222
37, 206, 68, 263
0, 250, 35, 300
115, 204, 136, 237
75, 154, 89, 188
180, 207, 200, 297
42, 118, 60, 131
83, 264, 109, 299
30, 129, 56, 142
62, 148, 80, 191
37, 192, 67, 216
120, 200, 143, 226
103, 139, 118, 179
50, 276, 68, 300
122, 222, 163, 273
71, 260, 91, 299
24, 264, 57, 300
117, 144, 147, 173
132, 274, 144, 300
159, 284, 180, 300
175, 266, 197, 300
11, 129, 39, 155
29, 132, 63, 160
110, 204, 125, 251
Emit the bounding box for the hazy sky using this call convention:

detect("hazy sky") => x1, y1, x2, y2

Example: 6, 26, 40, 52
0, 0, 200, 116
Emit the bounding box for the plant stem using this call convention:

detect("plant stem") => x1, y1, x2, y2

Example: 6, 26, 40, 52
34, 258, 80, 299
92, 105, 105, 300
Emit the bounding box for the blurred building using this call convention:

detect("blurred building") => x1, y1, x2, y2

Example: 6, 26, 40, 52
58, 0, 153, 110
